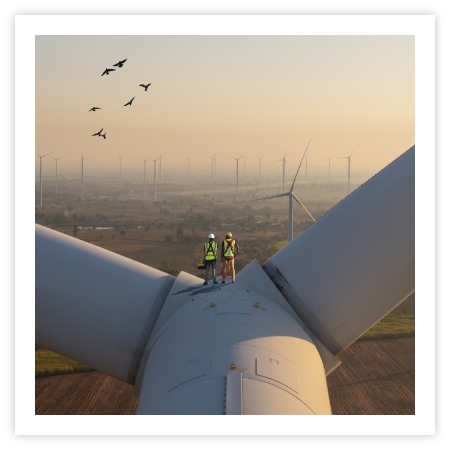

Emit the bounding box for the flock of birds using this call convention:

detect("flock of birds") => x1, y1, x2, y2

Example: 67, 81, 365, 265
90, 58, 151, 139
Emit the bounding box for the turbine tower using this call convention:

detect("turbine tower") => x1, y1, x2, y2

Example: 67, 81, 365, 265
337, 147, 357, 195
183, 153, 193, 177
326, 156, 334, 179
35, 145, 415, 415
257, 154, 263, 184
36, 151, 56, 208
76, 154, 93, 201
143, 158, 150, 198
53, 155, 63, 197
148, 156, 160, 202
244, 140, 314, 242
229, 154, 245, 201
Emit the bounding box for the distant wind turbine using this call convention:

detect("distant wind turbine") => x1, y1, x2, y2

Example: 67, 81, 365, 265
240, 140, 314, 242
229, 154, 246, 201
326, 156, 334, 179
148, 157, 161, 202
183, 153, 193, 177
337, 147, 357, 195
257, 154, 264, 184
143, 158, 150, 198
53, 155, 64, 196
36, 151, 57, 208
76, 154, 94, 200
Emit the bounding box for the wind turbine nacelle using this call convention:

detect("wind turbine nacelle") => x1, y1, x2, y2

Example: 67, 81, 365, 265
134, 271, 331, 415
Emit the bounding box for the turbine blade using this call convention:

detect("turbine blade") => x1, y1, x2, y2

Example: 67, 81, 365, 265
349, 146, 358, 158
292, 194, 316, 222
290, 138, 312, 192
237, 192, 289, 203
263, 146, 415, 356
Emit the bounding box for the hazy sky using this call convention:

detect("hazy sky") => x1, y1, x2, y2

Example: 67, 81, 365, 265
35, 34, 414, 175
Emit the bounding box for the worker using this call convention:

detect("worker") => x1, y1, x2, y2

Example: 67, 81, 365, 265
203, 233, 219, 285
221, 231, 239, 284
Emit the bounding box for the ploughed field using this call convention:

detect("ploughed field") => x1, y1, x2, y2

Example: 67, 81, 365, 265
35, 337, 414, 415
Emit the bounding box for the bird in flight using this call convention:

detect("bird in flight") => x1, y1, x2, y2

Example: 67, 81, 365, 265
113, 59, 127, 68
89, 107, 101, 112
124, 97, 135, 106
139, 83, 151, 91
101, 68, 115, 76
100, 132, 106, 139
91, 128, 103, 137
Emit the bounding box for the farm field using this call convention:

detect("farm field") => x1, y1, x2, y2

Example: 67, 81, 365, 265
35, 337, 414, 415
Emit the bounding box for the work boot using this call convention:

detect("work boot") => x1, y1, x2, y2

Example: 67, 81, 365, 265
203, 282, 207, 286
213, 281, 218, 284
222, 280, 225, 284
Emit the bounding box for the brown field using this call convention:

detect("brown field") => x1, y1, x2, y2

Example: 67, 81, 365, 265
35, 337, 414, 415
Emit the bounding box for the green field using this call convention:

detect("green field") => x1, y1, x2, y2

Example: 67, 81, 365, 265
360, 315, 415, 341
35, 347, 92, 377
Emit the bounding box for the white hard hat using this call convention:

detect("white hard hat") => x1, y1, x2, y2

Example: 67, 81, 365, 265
208, 233, 215, 239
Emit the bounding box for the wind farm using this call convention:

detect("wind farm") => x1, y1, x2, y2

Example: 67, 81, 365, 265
32, 32, 416, 418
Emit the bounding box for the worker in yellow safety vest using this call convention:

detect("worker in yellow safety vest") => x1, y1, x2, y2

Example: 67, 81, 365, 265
221, 231, 239, 284
203, 233, 219, 285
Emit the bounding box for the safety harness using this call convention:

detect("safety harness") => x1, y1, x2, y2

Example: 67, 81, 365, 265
223, 239, 235, 258
204, 241, 218, 261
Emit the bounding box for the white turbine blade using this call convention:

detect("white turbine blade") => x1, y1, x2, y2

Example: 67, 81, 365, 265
35, 225, 175, 384
237, 192, 289, 203
290, 138, 311, 191
263, 146, 415, 356
349, 146, 357, 158
292, 194, 316, 222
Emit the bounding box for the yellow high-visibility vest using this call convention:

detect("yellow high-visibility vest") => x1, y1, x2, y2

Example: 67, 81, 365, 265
223, 239, 235, 258
204, 241, 218, 260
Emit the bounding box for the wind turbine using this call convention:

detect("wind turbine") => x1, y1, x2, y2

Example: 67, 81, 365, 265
229, 154, 245, 201
326, 156, 334, 179
183, 153, 193, 177
257, 154, 263, 184
243, 140, 314, 242
148, 156, 160, 202
35, 145, 415, 416
53, 155, 64, 197
337, 147, 357, 195
143, 158, 150, 198
36, 151, 56, 208
76, 154, 94, 200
